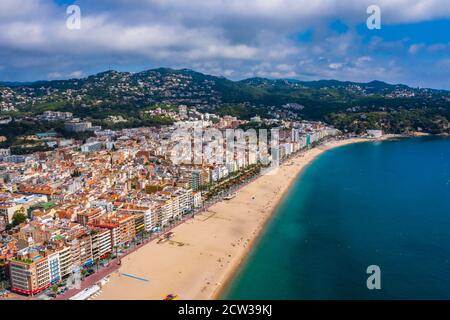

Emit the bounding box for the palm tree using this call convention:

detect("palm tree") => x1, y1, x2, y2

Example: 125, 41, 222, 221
94, 259, 100, 272
51, 284, 59, 297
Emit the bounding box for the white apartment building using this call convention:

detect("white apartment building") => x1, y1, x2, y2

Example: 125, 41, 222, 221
81, 142, 103, 153
176, 189, 193, 215
193, 192, 202, 209
91, 228, 112, 261
155, 199, 173, 227
58, 245, 72, 278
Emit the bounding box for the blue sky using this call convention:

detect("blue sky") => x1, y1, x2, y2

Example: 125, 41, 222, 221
1, 0, 450, 89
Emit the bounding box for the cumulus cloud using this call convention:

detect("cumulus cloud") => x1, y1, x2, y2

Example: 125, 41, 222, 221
329, 63, 344, 70
0, 0, 449, 88
69, 71, 83, 78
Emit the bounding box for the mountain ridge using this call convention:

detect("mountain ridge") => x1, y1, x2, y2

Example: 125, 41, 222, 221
1, 67, 447, 93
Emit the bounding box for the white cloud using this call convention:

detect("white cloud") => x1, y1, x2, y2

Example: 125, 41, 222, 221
0, 0, 52, 19
328, 63, 343, 70
110, 0, 450, 24
69, 71, 83, 78
0, 0, 448, 87
276, 64, 295, 71
48, 72, 62, 79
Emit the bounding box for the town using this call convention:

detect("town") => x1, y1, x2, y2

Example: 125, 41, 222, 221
0, 104, 341, 299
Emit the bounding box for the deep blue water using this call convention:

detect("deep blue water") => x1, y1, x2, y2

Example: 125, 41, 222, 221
223, 137, 450, 299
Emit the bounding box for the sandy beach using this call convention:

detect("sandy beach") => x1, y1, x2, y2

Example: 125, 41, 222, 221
94, 138, 367, 300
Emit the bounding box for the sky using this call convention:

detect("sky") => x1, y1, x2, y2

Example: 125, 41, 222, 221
1, 0, 450, 89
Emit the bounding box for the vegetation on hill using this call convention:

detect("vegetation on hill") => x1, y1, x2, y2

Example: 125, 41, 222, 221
0, 68, 449, 137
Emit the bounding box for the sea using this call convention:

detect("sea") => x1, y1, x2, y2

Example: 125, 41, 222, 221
222, 137, 450, 299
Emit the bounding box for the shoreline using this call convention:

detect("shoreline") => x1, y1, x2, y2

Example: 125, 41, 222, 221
211, 138, 369, 299
94, 137, 368, 300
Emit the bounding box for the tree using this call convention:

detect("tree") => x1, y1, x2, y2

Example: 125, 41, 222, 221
71, 170, 82, 178
12, 212, 27, 226
51, 284, 59, 296
81, 269, 88, 278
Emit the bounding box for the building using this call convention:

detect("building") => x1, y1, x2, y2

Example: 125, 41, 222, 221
367, 129, 383, 138
163, 187, 193, 215
179, 105, 188, 119
193, 192, 202, 208
67, 232, 93, 268
47, 252, 61, 284
81, 142, 103, 153
0, 237, 17, 286
65, 121, 92, 133
154, 197, 175, 228
0, 149, 11, 157
190, 170, 201, 191
91, 214, 136, 248
40, 111, 73, 121
190, 169, 210, 191
133, 214, 145, 237
90, 228, 112, 261
0, 193, 47, 225
57, 244, 72, 278
0, 203, 23, 226
77, 208, 104, 226
9, 247, 52, 296
117, 204, 156, 233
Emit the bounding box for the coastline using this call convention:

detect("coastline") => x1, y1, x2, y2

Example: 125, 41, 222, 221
94, 137, 368, 300
211, 137, 368, 299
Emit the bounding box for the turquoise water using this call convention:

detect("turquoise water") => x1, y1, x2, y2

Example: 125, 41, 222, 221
223, 137, 450, 300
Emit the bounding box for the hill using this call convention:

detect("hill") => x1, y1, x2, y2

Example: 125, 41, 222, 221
1, 68, 449, 137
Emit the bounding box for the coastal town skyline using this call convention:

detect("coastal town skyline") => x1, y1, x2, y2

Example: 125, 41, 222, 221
0, 105, 344, 299
1, 0, 449, 305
